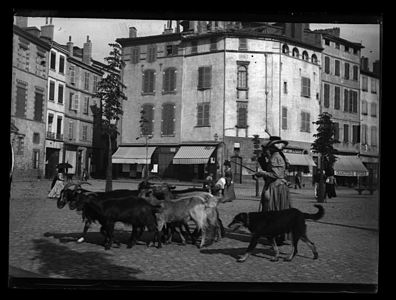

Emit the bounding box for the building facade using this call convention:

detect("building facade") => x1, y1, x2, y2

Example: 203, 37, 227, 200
11, 21, 50, 179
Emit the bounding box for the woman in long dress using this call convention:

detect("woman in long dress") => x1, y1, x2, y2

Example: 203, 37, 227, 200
48, 171, 65, 199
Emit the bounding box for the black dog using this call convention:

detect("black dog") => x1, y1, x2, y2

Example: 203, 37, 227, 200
228, 205, 324, 262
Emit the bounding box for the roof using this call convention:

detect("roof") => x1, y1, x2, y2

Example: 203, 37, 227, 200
13, 25, 51, 50
312, 29, 364, 49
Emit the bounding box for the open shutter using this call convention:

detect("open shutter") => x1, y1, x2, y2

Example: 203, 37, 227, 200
203, 103, 210, 126
198, 67, 203, 89
197, 104, 203, 126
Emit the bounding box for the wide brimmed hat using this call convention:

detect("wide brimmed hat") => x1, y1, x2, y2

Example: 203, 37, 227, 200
263, 136, 289, 149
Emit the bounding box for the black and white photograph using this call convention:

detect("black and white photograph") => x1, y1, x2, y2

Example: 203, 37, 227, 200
8, 10, 381, 292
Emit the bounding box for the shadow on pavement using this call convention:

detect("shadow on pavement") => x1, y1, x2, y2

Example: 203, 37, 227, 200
200, 246, 279, 261
31, 238, 143, 280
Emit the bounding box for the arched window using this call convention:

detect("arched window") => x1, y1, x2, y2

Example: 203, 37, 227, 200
140, 104, 154, 135
292, 47, 299, 58
163, 68, 177, 93
161, 103, 175, 136
311, 54, 318, 64
282, 44, 289, 55
302, 51, 309, 61
237, 65, 248, 89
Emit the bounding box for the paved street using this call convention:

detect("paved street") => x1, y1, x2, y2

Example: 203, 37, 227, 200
9, 178, 379, 287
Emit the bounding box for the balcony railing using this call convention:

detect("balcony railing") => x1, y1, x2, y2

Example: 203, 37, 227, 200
46, 132, 63, 141
56, 133, 63, 140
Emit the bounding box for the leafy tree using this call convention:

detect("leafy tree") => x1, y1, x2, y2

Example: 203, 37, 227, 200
311, 112, 340, 202
94, 43, 127, 192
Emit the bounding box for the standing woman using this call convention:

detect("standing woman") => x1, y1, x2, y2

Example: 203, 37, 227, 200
220, 160, 236, 203
254, 136, 290, 242
48, 168, 65, 199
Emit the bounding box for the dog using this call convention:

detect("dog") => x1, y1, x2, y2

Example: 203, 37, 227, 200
228, 205, 324, 262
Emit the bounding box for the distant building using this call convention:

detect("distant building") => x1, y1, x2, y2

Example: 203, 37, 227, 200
11, 18, 50, 179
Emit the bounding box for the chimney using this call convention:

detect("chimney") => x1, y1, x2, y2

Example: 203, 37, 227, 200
83, 35, 92, 65
361, 56, 369, 72
330, 27, 340, 37
25, 27, 41, 38
40, 17, 54, 41
175, 20, 180, 33
197, 21, 208, 33
129, 27, 137, 38
15, 16, 28, 28
189, 21, 198, 33
67, 36, 73, 56
373, 60, 380, 76
162, 20, 173, 34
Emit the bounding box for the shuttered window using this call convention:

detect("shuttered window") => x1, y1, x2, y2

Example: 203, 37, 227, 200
334, 122, 339, 141
141, 104, 154, 135
371, 103, 377, 117
142, 70, 156, 93
300, 112, 310, 132
344, 62, 350, 79
84, 72, 90, 90
32, 150, 40, 169
301, 77, 310, 97
371, 126, 377, 146
237, 65, 248, 89
83, 97, 89, 114
161, 103, 175, 136
49, 80, 55, 101
82, 125, 88, 141
131, 47, 140, 64
197, 103, 210, 126
352, 125, 360, 144
335, 60, 340, 76
353, 65, 359, 81
147, 45, 157, 63
361, 124, 367, 144
324, 56, 330, 74
344, 89, 349, 112
33, 90, 44, 121
70, 66, 76, 85
334, 86, 340, 110
163, 68, 177, 93
58, 84, 64, 104
239, 38, 247, 50
50, 51, 56, 70
323, 83, 330, 108
59, 55, 65, 74
282, 106, 288, 130
15, 82, 27, 118
68, 122, 74, 139
343, 124, 349, 142
198, 66, 212, 90
237, 102, 248, 128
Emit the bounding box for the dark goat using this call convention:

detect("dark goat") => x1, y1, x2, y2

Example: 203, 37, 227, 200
73, 192, 162, 250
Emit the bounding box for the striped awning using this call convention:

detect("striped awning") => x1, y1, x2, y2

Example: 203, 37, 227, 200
284, 153, 316, 167
334, 155, 369, 177
112, 146, 156, 164
172, 146, 216, 164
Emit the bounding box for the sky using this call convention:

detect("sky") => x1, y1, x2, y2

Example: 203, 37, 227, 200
26, 17, 381, 68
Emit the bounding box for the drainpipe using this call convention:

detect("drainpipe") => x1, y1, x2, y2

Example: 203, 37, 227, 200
264, 53, 270, 137
222, 33, 227, 176
279, 41, 282, 137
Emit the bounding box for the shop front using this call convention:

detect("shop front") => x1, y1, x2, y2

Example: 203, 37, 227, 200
333, 155, 369, 187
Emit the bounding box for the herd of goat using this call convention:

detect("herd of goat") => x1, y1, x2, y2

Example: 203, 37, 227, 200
56, 181, 226, 250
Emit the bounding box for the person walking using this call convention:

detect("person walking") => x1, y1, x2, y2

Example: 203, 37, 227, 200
214, 160, 236, 203
254, 136, 291, 244
48, 168, 65, 199
294, 172, 302, 189
325, 169, 337, 199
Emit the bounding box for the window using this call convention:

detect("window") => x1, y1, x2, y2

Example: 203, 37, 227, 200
371, 78, 377, 94
147, 45, 157, 63
70, 66, 75, 85
131, 47, 140, 64
343, 89, 349, 112
198, 66, 212, 90
50, 51, 56, 70
323, 83, 330, 108
352, 91, 358, 113
343, 124, 349, 143
335, 42, 340, 49
142, 70, 156, 94
335, 60, 340, 76
16, 136, 24, 155
32, 150, 40, 169
282, 44, 289, 55
49, 80, 55, 101
334, 122, 339, 141
371, 126, 377, 146
352, 125, 360, 144
361, 124, 367, 144
191, 41, 198, 54
236, 102, 248, 128
93, 76, 98, 93
68, 122, 74, 139
334, 86, 340, 110
283, 81, 288, 94
161, 103, 175, 136
210, 37, 217, 51
56, 116, 62, 137
82, 125, 88, 141
48, 114, 54, 132
33, 133, 40, 144
344, 63, 349, 79
324, 56, 330, 74
362, 76, 368, 91
59, 55, 65, 74
324, 39, 330, 46
69, 94, 79, 111
347, 90, 358, 114
300, 112, 310, 132
301, 77, 310, 97
84, 72, 90, 91
166, 44, 178, 56
69, 92, 74, 110
302, 51, 309, 61
311, 54, 317, 64
58, 84, 64, 104
237, 65, 248, 89
362, 100, 368, 115
282, 106, 287, 129
34, 90, 44, 121
353, 65, 358, 81
239, 38, 248, 50
353, 48, 358, 55
36, 50, 46, 77
141, 104, 154, 135
344, 45, 349, 53
83, 97, 89, 114
371, 103, 377, 117
15, 82, 27, 118
197, 102, 210, 126
17, 43, 29, 71
163, 68, 177, 93
292, 47, 299, 58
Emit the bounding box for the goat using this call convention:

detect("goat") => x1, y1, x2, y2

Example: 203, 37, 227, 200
72, 191, 162, 250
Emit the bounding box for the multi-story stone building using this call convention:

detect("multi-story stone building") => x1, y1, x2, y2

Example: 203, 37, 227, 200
359, 57, 380, 186
115, 21, 321, 182
11, 17, 50, 179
